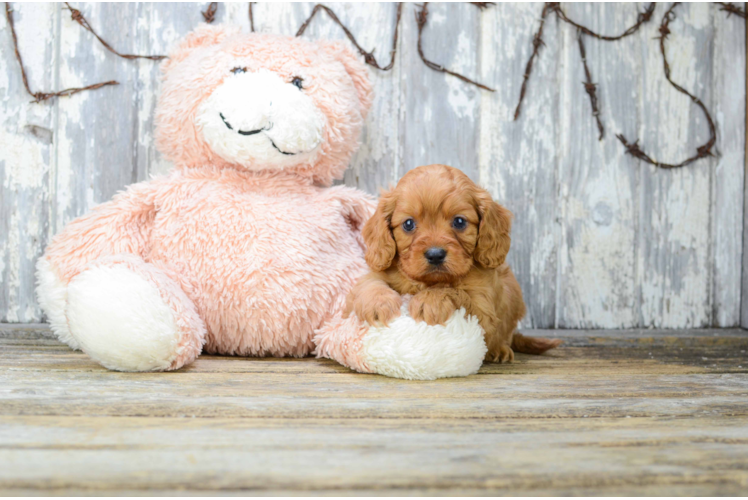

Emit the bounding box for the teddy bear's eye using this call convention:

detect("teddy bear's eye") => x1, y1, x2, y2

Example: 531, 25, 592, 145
291, 77, 304, 90
231, 67, 247, 75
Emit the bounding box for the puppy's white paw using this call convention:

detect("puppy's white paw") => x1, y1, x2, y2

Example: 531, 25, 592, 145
65, 263, 183, 372
361, 296, 487, 380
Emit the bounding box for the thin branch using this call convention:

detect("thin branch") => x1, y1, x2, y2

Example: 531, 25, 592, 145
64, 3, 166, 60
717, 2, 747, 19
5, 2, 117, 103
515, 3, 656, 121
248, 2, 255, 32
577, 30, 604, 140
202, 2, 217, 23
297, 3, 402, 71
415, 3, 494, 92
514, 2, 557, 120
554, 2, 657, 41
617, 2, 717, 169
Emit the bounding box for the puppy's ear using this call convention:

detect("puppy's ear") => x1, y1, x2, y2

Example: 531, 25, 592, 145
363, 189, 397, 271
473, 187, 512, 268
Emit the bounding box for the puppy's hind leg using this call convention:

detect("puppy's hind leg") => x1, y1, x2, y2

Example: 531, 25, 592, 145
485, 331, 515, 363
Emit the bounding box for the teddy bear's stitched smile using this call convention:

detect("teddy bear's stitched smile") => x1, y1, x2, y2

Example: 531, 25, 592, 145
219, 112, 296, 156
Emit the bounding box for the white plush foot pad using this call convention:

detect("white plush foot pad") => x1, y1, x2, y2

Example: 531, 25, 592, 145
65, 264, 181, 372
36, 258, 79, 350
360, 297, 487, 380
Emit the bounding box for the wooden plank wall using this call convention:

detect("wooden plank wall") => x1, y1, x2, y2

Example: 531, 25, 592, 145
0, 3, 745, 329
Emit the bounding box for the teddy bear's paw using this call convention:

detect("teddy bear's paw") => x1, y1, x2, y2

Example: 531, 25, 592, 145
65, 256, 206, 372
36, 257, 79, 350
360, 297, 488, 380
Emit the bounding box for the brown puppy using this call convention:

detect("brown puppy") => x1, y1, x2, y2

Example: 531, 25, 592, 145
345, 164, 561, 362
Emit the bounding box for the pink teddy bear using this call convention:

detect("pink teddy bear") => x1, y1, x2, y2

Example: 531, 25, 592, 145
36, 25, 487, 379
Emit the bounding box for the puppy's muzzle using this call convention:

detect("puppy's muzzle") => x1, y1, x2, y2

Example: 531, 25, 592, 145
425, 247, 447, 266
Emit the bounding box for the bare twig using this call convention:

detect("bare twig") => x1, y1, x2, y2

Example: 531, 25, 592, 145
554, 2, 657, 41
577, 30, 604, 140
556, 4, 655, 139
514, 2, 557, 120
64, 3, 166, 60
297, 3, 402, 71
717, 2, 747, 18
202, 2, 217, 23
5, 2, 117, 103
415, 3, 494, 92
248, 2, 255, 32
617, 3, 717, 169
469, 2, 495, 10
515, 3, 656, 121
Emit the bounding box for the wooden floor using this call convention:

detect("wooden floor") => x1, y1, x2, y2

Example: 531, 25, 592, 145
1, 325, 748, 496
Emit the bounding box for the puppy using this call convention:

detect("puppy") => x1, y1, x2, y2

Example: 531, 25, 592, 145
345, 164, 561, 363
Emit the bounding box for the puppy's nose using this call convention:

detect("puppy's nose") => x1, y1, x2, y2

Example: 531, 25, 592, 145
425, 247, 447, 265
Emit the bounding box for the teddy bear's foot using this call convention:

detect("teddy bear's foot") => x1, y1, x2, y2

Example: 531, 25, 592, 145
36, 257, 80, 350
63, 255, 206, 372
315, 296, 488, 380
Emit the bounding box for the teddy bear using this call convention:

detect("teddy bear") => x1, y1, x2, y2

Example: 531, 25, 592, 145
35, 24, 487, 379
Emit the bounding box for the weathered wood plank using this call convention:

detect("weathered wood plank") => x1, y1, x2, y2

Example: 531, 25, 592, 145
2, 330, 747, 420
2, 484, 746, 497
0, 3, 58, 323
712, 6, 746, 327
54, 3, 142, 232
635, 3, 714, 328
2, 338, 747, 377
1, 416, 748, 494
0, 3, 746, 329
1, 329, 748, 495
479, 3, 561, 328
743, 7, 748, 330
555, 3, 640, 328
399, 3, 482, 180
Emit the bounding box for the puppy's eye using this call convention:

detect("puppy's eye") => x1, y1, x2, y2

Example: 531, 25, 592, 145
231, 67, 247, 74
452, 216, 467, 230
402, 218, 416, 233
291, 76, 304, 89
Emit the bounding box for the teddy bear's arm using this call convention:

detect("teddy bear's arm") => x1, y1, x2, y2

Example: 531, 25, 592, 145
318, 185, 377, 251
43, 180, 160, 283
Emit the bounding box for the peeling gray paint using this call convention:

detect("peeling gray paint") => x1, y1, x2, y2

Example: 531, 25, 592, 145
0, 3, 745, 328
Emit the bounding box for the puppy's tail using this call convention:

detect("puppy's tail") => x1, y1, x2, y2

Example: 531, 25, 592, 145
511, 332, 562, 355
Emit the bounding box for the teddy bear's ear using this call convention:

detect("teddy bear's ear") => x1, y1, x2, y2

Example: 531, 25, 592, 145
320, 41, 374, 119
161, 24, 241, 75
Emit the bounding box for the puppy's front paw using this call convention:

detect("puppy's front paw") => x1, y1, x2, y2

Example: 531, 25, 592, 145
409, 290, 457, 326
356, 292, 402, 326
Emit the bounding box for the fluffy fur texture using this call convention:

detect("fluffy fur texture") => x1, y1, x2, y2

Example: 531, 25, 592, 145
36, 25, 378, 372
156, 25, 373, 186
315, 295, 487, 380
35, 258, 78, 350
363, 297, 486, 380
196, 69, 325, 167
347, 164, 562, 363
65, 256, 205, 372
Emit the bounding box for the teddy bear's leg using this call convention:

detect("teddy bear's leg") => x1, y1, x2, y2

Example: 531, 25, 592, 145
59, 255, 205, 372
315, 314, 374, 374
315, 296, 488, 380
36, 257, 80, 350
